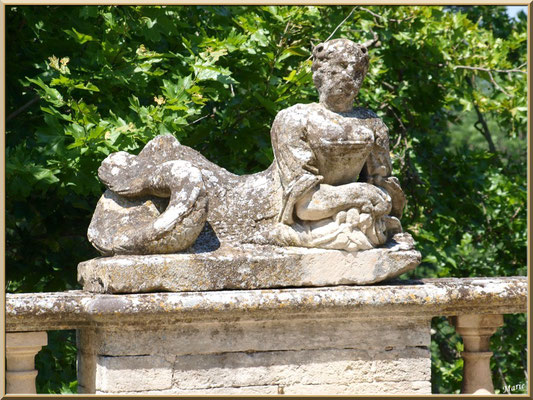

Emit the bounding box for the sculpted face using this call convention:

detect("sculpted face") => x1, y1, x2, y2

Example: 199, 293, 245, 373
312, 39, 369, 112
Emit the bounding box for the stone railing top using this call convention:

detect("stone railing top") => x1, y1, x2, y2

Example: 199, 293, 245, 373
6, 276, 527, 332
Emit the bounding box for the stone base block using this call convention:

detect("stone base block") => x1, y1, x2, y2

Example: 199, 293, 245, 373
78, 314, 431, 395
78, 235, 420, 293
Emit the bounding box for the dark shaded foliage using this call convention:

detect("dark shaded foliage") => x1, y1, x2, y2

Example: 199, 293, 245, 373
6, 5, 526, 394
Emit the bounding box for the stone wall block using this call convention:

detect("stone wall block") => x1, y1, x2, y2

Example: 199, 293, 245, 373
108, 385, 280, 395
77, 329, 98, 394
282, 380, 432, 395
95, 355, 174, 392
372, 347, 431, 382
94, 318, 429, 357
171, 347, 429, 390
172, 349, 372, 389
75, 315, 433, 394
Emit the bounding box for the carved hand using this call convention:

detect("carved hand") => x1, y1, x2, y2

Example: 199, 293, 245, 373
368, 175, 406, 218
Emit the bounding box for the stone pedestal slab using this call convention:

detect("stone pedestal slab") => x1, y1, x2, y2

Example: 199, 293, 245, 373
78, 238, 420, 293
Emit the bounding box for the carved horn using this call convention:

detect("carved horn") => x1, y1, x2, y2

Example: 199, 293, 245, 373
362, 31, 380, 48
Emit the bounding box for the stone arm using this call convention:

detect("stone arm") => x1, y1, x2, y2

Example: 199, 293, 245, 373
365, 120, 406, 218
271, 108, 323, 225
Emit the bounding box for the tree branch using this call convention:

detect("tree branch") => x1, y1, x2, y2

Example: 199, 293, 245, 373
511, 206, 522, 221
487, 70, 511, 96
362, 30, 380, 49
386, 105, 407, 149
264, 21, 292, 95
187, 113, 212, 126
323, 6, 357, 44
473, 104, 497, 154
454, 65, 526, 75
307, 6, 358, 62
358, 6, 417, 24
498, 365, 511, 394
285, 6, 360, 91
467, 76, 499, 157
358, 6, 383, 21
7, 95, 40, 123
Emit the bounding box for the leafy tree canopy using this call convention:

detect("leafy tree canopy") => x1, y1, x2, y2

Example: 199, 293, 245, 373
6, 5, 527, 394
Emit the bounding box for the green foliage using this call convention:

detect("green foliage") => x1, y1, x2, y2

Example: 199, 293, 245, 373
431, 317, 464, 394
35, 331, 78, 394
6, 5, 526, 394
491, 314, 528, 394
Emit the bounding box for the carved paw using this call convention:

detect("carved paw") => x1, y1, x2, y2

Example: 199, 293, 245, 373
361, 185, 392, 216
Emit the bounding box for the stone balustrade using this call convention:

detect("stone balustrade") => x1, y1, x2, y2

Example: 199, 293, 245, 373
5, 332, 48, 394
5, 276, 527, 395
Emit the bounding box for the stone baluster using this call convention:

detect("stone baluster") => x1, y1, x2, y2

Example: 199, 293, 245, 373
451, 314, 504, 395
6, 331, 48, 394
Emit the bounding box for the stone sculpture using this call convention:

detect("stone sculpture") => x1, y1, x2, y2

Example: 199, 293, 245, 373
81, 38, 420, 291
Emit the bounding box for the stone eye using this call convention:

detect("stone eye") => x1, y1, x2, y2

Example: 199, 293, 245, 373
314, 44, 326, 60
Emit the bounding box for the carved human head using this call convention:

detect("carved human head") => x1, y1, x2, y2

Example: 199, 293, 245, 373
312, 39, 369, 112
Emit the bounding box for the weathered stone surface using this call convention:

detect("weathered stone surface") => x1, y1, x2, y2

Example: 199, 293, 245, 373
7, 277, 525, 395
77, 310, 431, 394
169, 347, 429, 389
88, 188, 207, 256
95, 354, 174, 392
6, 277, 527, 332
108, 381, 432, 395
89, 135, 280, 255
84, 318, 429, 357
280, 381, 432, 395
451, 314, 504, 394
6, 332, 48, 394
78, 233, 420, 293
85, 346, 432, 394
83, 38, 419, 287
107, 386, 279, 395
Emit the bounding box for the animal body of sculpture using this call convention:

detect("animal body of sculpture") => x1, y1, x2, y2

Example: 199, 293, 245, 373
88, 39, 411, 256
